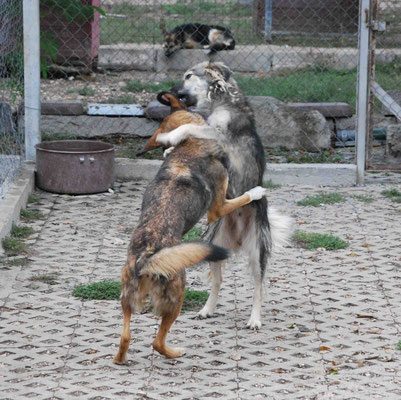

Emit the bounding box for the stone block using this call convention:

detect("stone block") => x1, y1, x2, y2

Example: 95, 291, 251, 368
41, 101, 85, 116
20, 115, 159, 139
248, 96, 332, 151
98, 44, 157, 71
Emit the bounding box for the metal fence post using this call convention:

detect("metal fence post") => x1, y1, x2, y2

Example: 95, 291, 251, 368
356, 0, 371, 185
23, 0, 41, 161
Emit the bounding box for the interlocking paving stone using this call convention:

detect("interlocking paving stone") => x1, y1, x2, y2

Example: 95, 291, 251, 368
0, 179, 401, 399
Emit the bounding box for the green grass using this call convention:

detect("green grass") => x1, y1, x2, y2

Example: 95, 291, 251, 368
67, 86, 96, 96
115, 138, 164, 160
297, 193, 345, 207
10, 225, 34, 239
263, 180, 281, 190
2, 237, 27, 256
28, 194, 40, 204
123, 79, 178, 94
182, 226, 203, 242
72, 280, 207, 311
397, 340, 401, 351
352, 194, 374, 204
293, 230, 348, 251
5, 257, 30, 267
381, 188, 401, 203
30, 273, 60, 285
73, 280, 121, 300
20, 209, 43, 220
182, 288, 208, 311
286, 150, 343, 164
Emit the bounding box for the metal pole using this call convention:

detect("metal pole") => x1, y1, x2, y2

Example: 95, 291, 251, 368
264, 0, 272, 42
23, 0, 41, 161
356, 0, 371, 185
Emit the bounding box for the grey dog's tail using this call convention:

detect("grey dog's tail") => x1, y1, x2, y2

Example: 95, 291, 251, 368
140, 242, 229, 279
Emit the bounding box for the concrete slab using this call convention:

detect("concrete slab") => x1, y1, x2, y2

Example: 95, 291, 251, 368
0, 162, 35, 254
115, 158, 357, 186
87, 103, 144, 116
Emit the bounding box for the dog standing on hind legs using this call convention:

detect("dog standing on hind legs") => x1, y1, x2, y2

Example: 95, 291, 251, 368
113, 93, 269, 365
157, 62, 291, 330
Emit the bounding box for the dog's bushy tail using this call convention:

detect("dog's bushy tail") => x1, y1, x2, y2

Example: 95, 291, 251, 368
140, 242, 229, 279
268, 207, 293, 253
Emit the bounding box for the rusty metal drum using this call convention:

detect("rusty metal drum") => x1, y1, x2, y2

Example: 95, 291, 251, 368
35, 140, 115, 194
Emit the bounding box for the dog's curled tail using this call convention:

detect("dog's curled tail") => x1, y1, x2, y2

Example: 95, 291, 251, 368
140, 242, 229, 279
268, 207, 293, 253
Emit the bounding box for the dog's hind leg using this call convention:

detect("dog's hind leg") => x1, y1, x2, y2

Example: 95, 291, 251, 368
245, 198, 270, 330
113, 295, 132, 365
153, 289, 186, 359
198, 260, 224, 318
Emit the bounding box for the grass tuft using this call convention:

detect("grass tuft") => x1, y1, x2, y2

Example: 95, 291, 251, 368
73, 280, 121, 300
5, 257, 30, 267
182, 226, 203, 242
382, 188, 401, 203
2, 237, 27, 256
352, 194, 374, 204
30, 273, 60, 285
11, 224, 34, 238
297, 193, 345, 207
397, 340, 401, 351
123, 79, 177, 94
28, 194, 40, 204
182, 288, 208, 311
263, 180, 281, 189
20, 209, 43, 220
72, 280, 208, 312
293, 230, 348, 251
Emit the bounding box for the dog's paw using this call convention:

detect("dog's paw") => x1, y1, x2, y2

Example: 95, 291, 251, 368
163, 147, 174, 158
197, 308, 214, 319
246, 186, 268, 201
246, 317, 262, 330
112, 354, 127, 365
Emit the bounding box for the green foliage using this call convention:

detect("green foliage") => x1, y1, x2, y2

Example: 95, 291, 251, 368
351, 194, 374, 204
263, 180, 281, 189
182, 226, 203, 242
182, 288, 209, 311
4, 257, 30, 267
297, 193, 345, 207
397, 340, 401, 351
20, 209, 44, 221
30, 273, 60, 285
72, 281, 208, 312
73, 280, 121, 300
381, 188, 401, 203
2, 237, 26, 256
28, 194, 41, 204
11, 225, 34, 239
287, 150, 343, 164
123, 80, 178, 94
78, 86, 96, 96
293, 231, 348, 251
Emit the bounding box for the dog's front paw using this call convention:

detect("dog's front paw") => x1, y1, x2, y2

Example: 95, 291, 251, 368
197, 307, 214, 319
245, 186, 268, 201
156, 132, 170, 146
246, 317, 262, 330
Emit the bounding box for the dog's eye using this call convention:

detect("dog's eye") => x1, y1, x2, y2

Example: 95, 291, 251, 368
185, 74, 193, 80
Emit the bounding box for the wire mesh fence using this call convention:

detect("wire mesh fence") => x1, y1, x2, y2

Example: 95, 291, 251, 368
0, 0, 24, 199
367, 0, 401, 170
11, 1, 400, 185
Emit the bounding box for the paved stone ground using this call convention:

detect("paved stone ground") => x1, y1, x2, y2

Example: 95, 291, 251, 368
1, 179, 401, 399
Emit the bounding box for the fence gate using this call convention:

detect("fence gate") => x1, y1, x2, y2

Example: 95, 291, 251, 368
365, 0, 401, 170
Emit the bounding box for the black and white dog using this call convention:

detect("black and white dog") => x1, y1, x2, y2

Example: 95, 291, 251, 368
161, 23, 235, 57
157, 62, 291, 329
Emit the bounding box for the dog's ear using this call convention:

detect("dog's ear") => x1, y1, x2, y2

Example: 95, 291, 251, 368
207, 62, 231, 82
157, 91, 172, 106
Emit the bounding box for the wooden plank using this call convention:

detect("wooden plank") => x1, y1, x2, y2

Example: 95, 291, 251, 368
286, 102, 353, 117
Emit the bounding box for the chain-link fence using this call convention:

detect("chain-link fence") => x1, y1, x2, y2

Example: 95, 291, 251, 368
367, 0, 401, 170
34, 0, 373, 176
0, 0, 24, 199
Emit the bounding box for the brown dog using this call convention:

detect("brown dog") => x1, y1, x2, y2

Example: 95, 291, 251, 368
113, 93, 268, 364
